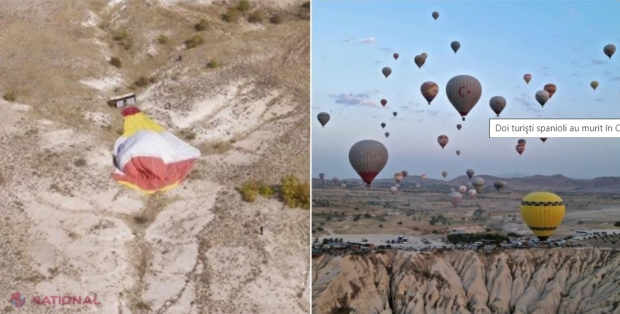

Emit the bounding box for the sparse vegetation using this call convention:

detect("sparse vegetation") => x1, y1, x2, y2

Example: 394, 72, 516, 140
207, 58, 220, 68
184, 35, 205, 49
133, 76, 156, 88
222, 7, 241, 23
248, 11, 264, 23
156, 34, 168, 44
237, 0, 252, 12
112, 30, 127, 41
270, 14, 282, 24
3, 91, 16, 102
199, 140, 233, 155
73, 158, 87, 167
301, 1, 310, 9
280, 175, 310, 209
109, 57, 122, 68
194, 19, 210, 31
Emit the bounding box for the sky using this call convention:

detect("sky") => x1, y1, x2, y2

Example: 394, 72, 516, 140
312, 0, 620, 180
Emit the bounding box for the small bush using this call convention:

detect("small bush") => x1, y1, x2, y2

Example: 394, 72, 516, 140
134, 76, 151, 88
109, 57, 122, 68
258, 184, 274, 197
379, 224, 383, 228
397, 221, 403, 225
431, 230, 438, 234
74, 158, 87, 167
269, 14, 282, 24
577, 220, 584, 225
237, 0, 251, 12
194, 19, 209, 31
185, 35, 204, 49
248, 11, 264, 23
157, 34, 168, 44
239, 181, 260, 202
222, 7, 240, 23
207, 59, 220, 68
280, 175, 310, 209
614, 221, 620, 227
3, 91, 16, 102
112, 30, 127, 41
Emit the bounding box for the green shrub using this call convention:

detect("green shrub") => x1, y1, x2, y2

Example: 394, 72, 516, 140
184, 35, 204, 49
248, 11, 264, 23
222, 7, 240, 23
112, 30, 127, 41
239, 181, 260, 202
280, 175, 310, 209
194, 19, 209, 31
258, 184, 274, 197
206, 59, 220, 68
157, 34, 168, 44
3, 91, 16, 102
269, 14, 282, 24
237, 0, 251, 12
109, 57, 122, 68
133, 76, 152, 88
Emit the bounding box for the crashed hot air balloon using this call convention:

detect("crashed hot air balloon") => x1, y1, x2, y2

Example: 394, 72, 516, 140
393, 112, 397, 117
451, 41, 461, 54
456, 150, 461, 156
523, 74, 532, 84
414, 55, 425, 69
446, 75, 482, 121
458, 185, 466, 194
421, 52, 428, 60
393, 53, 399, 60
472, 177, 485, 193
603, 44, 616, 59
520, 191, 565, 241
385, 132, 390, 138
381, 99, 387, 107
421, 81, 439, 105
449, 191, 463, 208
591, 81, 599, 90
349, 140, 388, 187
494, 180, 506, 192
394, 172, 404, 185
544, 84, 557, 98
540, 138, 548, 143
516, 144, 525, 156
319, 173, 325, 180
401, 170, 408, 178
382, 67, 392, 78
535, 90, 550, 107
112, 106, 201, 194
456, 124, 462, 130
489, 96, 507, 117
468, 189, 477, 197
432, 11, 439, 20
381, 122, 386, 129
466, 169, 475, 179
390, 186, 398, 194
437, 135, 449, 149
441, 170, 448, 178
317, 112, 330, 128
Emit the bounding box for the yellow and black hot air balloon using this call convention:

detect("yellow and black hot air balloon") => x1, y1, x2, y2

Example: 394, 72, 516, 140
520, 192, 565, 241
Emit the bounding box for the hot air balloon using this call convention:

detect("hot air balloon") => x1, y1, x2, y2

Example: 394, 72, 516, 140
449, 191, 463, 207
317, 112, 330, 128
603, 44, 616, 59
414, 55, 425, 69
393, 53, 399, 60
544, 84, 557, 98
421, 174, 426, 181
446, 75, 482, 121
456, 124, 462, 131
432, 11, 439, 20
381, 122, 386, 129
456, 150, 461, 156
112, 106, 201, 194
381, 99, 387, 107
421, 81, 439, 105
535, 90, 550, 107
415, 183, 421, 188
468, 189, 477, 197
442, 171, 448, 178
382, 67, 392, 78
472, 177, 485, 193
450, 188, 456, 193
394, 172, 404, 184
466, 169, 475, 179
393, 112, 397, 117
421, 52, 428, 59
390, 186, 398, 194
520, 191, 565, 241
437, 135, 449, 149
518, 139, 526, 146
489, 96, 507, 117
343, 180, 348, 184
516, 145, 525, 156
458, 185, 466, 194
494, 181, 506, 192
540, 138, 548, 143
319, 173, 325, 180
385, 132, 390, 138
341, 183, 347, 189
401, 170, 408, 178
523, 74, 532, 84
333, 177, 339, 184
466, 182, 473, 189
349, 140, 388, 187
451, 41, 460, 54
591, 81, 599, 90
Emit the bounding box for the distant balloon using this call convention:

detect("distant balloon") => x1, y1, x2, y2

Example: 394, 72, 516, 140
381, 99, 387, 107
341, 183, 347, 188
421, 52, 428, 59
393, 111, 397, 117
458, 185, 466, 194
446, 75, 482, 121
401, 170, 408, 178
421, 81, 439, 105
415, 183, 421, 188
603, 44, 616, 59
466, 169, 475, 179
349, 140, 388, 187
317, 112, 330, 128
332, 177, 339, 184
385, 132, 390, 138
393, 53, 399, 60
540, 138, 548, 143
394, 172, 404, 184
468, 189, 477, 197
421, 174, 426, 181
591, 81, 599, 90
456, 124, 462, 130
451, 41, 461, 54
523, 74, 532, 84
535, 90, 550, 107
518, 139, 526, 146
319, 173, 325, 180
390, 186, 398, 194
450, 188, 455, 193
516, 144, 525, 156
456, 150, 461, 156
494, 180, 506, 192
437, 135, 449, 149
520, 191, 565, 241
489, 96, 507, 117
441, 171, 448, 178
544, 84, 557, 98
381, 122, 386, 129
432, 11, 439, 20
449, 191, 463, 207
472, 177, 485, 193
414, 55, 426, 69
382, 67, 392, 78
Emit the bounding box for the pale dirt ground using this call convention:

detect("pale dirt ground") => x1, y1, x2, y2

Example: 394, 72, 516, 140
0, 1, 310, 313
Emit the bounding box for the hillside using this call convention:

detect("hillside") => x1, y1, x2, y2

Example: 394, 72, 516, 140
0, 0, 309, 313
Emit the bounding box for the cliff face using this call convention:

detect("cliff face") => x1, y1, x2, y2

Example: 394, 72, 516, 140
312, 249, 620, 314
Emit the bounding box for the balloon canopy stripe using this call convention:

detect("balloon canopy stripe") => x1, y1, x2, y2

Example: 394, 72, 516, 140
521, 201, 564, 206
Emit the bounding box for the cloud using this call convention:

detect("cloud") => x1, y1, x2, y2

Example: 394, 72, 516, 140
381, 47, 391, 52
329, 93, 376, 107
426, 110, 441, 116
540, 66, 550, 70
359, 36, 376, 44
591, 59, 605, 65
514, 93, 541, 112
343, 37, 352, 43
399, 105, 409, 111
594, 98, 604, 102
610, 76, 620, 81
408, 101, 421, 106
413, 109, 425, 114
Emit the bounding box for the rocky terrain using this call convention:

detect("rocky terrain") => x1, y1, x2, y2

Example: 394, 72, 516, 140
313, 249, 620, 314
1, 0, 309, 313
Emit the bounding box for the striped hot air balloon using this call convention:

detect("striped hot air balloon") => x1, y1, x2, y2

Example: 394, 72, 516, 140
112, 107, 201, 194
544, 83, 557, 98
472, 177, 485, 193
349, 140, 388, 187
420, 81, 439, 105
520, 192, 566, 241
